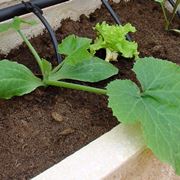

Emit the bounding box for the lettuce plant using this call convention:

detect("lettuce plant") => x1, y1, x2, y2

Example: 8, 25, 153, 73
0, 17, 180, 175
90, 22, 139, 62
155, 0, 180, 33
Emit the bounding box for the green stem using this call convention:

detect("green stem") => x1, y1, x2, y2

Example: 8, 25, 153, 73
46, 80, 107, 95
169, 0, 180, 25
160, 3, 170, 30
17, 30, 44, 76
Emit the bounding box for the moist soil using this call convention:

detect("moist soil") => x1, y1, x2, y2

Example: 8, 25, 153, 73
0, 0, 180, 179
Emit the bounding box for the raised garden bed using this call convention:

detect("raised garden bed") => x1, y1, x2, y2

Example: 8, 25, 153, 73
0, 0, 180, 179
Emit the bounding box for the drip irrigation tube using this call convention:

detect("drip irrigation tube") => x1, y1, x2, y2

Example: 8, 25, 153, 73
22, 1, 62, 63
0, 0, 178, 62
0, 0, 69, 64
0, 0, 69, 22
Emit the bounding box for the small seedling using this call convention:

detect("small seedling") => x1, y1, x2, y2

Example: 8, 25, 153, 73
90, 22, 139, 62
155, 0, 180, 32
0, 17, 180, 175
0, 17, 118, 99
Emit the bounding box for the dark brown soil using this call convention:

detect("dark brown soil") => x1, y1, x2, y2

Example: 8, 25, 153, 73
0, 0, 179, 179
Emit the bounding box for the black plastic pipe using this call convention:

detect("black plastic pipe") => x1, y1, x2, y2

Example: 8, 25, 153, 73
0, 0, 68, 63
33, 9, 62, 63
22, 1, 62, 63
0, 0, 69, 22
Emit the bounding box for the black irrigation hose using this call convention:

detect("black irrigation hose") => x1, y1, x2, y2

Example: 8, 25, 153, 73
22, 1, 62, 63
0, 0, 178, 63
0, 0, 69, 22
168, 0, 180, 18
101, 0, 132, 41
0, 0, 69, 64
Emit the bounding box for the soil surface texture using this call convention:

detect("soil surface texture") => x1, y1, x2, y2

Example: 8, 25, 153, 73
0, 0, 179, 179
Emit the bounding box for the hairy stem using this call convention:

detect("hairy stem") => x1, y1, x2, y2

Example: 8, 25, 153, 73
46, 80, 107, 95
17, 30, 44, 77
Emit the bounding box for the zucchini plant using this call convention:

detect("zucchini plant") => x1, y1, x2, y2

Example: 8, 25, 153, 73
0, 17, 118, 99
0, 17, 180, 175
155, 0, 180, 33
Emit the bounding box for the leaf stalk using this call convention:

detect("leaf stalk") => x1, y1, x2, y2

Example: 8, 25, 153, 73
17, 30, 44, 77
46, 80, 107, 95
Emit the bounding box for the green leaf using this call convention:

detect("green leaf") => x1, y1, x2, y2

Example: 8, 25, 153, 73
58, 35, 92, 56
107, 57, 180, 174
49, 56, 118, 82
58, 35, 92, 65
90, 22, 139, 60
0, 16, 36, 32
64, 46, 92, 65
41, 59, 52, 79
56, 34, 118, 82
0, 60, 43, 99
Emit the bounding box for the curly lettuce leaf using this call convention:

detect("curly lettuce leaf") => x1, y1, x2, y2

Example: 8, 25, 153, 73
90, 22, 139, 61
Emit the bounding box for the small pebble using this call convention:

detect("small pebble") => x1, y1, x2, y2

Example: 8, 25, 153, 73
152, 45, 162, 51
59, 128, 75, 136
51, 112, 63, 122
24, 95, 34, 101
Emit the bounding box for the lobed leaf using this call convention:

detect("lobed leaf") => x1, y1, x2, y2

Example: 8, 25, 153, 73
0, 60, 43, 99
107, 57, 180, 174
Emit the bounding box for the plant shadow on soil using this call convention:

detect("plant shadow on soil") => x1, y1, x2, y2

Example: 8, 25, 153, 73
0, 0, 179, 179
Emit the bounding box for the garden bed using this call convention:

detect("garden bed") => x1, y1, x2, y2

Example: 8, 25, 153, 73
0, 0, 180, 179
